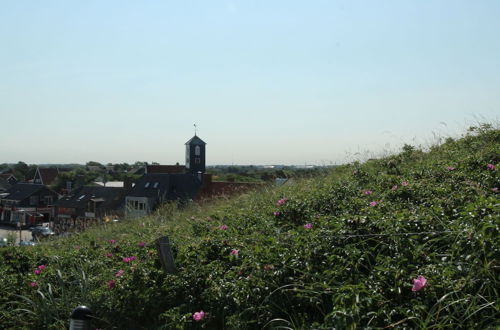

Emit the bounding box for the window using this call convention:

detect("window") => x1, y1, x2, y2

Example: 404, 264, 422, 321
195, 158, 201, 164
78, 195, 86, 200
153, 182, 159, 188
30, 196, 39, 206
195, 145, 201, 156
44, 196, 53, 206
145, 182, 150, 188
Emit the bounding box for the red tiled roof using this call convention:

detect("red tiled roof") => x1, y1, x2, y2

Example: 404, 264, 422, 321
39, 168, 59, 185
145, 165, 185, 174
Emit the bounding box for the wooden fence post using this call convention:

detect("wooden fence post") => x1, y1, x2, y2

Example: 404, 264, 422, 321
155, 236, 177, 274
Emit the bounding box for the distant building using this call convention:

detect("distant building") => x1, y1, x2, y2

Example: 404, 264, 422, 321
0, 183, 59, 226
33, 167, 59, 185
124, 134, 260, 217
33, 167, 71, 186
185, 135, 206, 176
124, 135, 206, 217
54, 186, 125, 232
198, 173, 262, 200
86, 165, 104, 173
146, 164, 185, 174
125, 173, 201, 218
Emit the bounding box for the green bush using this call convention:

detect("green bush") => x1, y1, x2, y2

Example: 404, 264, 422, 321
1, 125, 499, 329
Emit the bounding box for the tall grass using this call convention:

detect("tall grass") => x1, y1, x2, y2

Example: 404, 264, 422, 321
1, 124, 498, 329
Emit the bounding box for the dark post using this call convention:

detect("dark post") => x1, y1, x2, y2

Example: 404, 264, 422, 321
18, 221, 21, 243
69, 305, 92, 330
156, 236, 177, 274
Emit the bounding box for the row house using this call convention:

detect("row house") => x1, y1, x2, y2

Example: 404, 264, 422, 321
0, 183, 59, 226
54, 186, 125, 233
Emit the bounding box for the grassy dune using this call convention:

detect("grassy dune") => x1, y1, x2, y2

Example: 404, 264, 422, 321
1, 124, 498, 329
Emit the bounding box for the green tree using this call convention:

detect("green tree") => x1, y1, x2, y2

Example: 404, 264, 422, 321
86, 161, 103, 167
13, 161, 29, 180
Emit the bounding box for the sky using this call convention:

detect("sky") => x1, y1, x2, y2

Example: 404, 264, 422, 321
0, 1, 499, 165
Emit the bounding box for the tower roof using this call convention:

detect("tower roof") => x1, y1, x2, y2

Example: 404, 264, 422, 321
185, 135, 206, 145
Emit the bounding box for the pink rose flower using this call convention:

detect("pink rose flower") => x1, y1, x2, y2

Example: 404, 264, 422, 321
138, 242, 145, 247
274, 211, 281, 216
37, 265, 46, 270
30, 281, 37, 288
363, 190, 373, 195
107, 280, 116, 289
115, 269, 125, 277
487, 163, 496, 170
106, 252, 113, 257
304, 223, 312, 230
193, 310, 205, 321
412, 275, 427, 292
447, 166, 456, 171
402, 181, 409, 186
391, 185, 398, 191
109, 239, 117, 244
123, 256, 136, 263
230, 249, 239, 256
369, 201, 379, 207
34, 269, 42, 275
277, 198, 288, 206
219, 224, 229, 230
492, 187, 498, 193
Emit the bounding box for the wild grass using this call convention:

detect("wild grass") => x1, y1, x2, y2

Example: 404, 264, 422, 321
0, 123, 498, 329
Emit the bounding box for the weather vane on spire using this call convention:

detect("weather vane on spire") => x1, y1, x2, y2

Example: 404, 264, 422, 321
194, 123, 198, 136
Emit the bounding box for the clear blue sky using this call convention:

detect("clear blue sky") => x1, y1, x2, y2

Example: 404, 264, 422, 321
1, 1, 499, 165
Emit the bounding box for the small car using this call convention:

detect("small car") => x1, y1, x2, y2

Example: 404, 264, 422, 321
18, 240, 37, 246
31, 226, 55, 239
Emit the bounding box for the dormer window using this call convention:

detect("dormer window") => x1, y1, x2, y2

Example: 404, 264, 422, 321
145, 182, 150, 188
44, 196, 53, 206
153, 182, 159, 188
30, 196, 39, 206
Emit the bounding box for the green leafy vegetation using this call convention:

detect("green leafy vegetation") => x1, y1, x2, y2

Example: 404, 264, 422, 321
207, 165, 329, 183
1, 125, 498, 329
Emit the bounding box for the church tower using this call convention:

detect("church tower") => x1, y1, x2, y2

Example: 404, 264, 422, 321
185, 135, 206, 174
